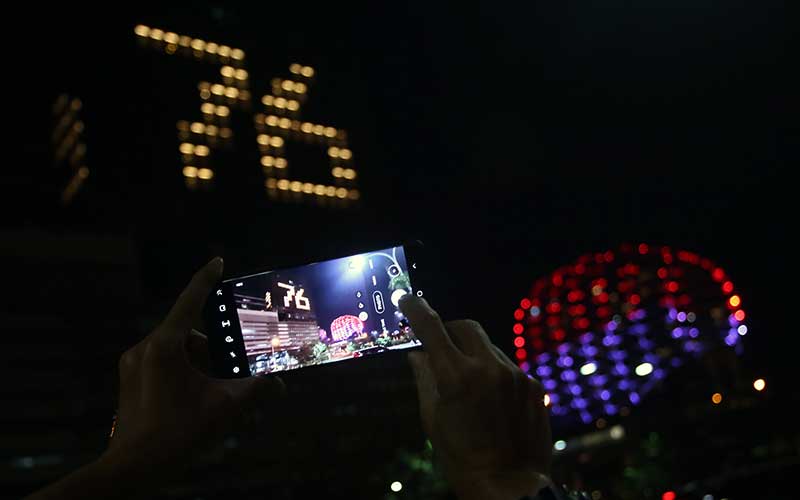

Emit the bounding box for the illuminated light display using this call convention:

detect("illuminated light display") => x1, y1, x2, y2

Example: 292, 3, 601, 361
514, 243, 750, 424
330, 315, 364, 342
53, 94, 90, 205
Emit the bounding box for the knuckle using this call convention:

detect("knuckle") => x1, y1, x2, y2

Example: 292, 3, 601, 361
419, 307, 441, 324
118, 348, 138, 373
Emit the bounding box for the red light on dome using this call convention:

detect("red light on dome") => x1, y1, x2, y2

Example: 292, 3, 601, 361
657, 267, 668, 279
546, 316, 560, 327
515, 348, 527, 360
701, 258, 713, 270
547, 302, 562, 314
514, 309, 525, 320
513, 323, 524, 335
662, 492, 676, 500
529, 326, 542, 336
663, 253, 673, 264
678, 294, 691, 306
567, 290, 584, 303
595, 253, 604, 264
666, 281, 679, 293
629, 294, 641, 305
604, 251, 614, 263
520, 298, 532, 309
597, 292, 609, 303
596, 306, 611, 317
552, 329, 566, 341
638, 243, 649, 254
574, 263, 586, 275
722, 281, 734, 294
552, 274, 564, 286
712, 268, 725, 282
514, 337, 526, 348
728, 295, 741, 308
533, 338, 543, 350
734, 310, 746, 321
576, 318, 590, 329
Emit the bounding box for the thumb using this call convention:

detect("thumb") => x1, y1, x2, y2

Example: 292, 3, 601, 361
408, 351, 437, 436
224, 376, 286, 411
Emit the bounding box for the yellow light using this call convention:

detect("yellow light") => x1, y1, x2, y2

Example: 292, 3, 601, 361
176, 121, 189, 131
290, 181, 302, 192
178, 35, 191, 47
200, 89, 211, 100
343, 169, 356, 180
262, 95, 274, 106
544, 394, 551, 407
302, 182, 314, 194
224, 87, 239, 99
190, 122, 205, 134
711, 393, 722, 404
234, 69, 248, 81
753, 379, 766, 392
230, 48, 245, 60
348, 189, 360, 200
278, 118, 291, 129
72, 121, 84, 134
261, 156, 274, 167
332, 167, 343, 178
286, 100, 299, 111
301, 122, 313, 134
328, 147, 340, 157
190, 39, 205, 51
218, 45, 231, 57
219, 128, 232, 138
198, 82, 210, 91
78, 166, 90, 179
265, 178, 278, 189
215, 106, 230, 117
269, 136, 284, 148
211, 84, 224, 96
70, 99, 82, 111
277, 179, 290, 190
149, 28, 164, 41
325, 186, 336, 197
183, 166, 198, 178
194, 145, 210, 157
312, 124, 324, 135
179, 143, 194, 155
295, 82, 307, 94
275, 97, 287, 109
301, 66, 314, 78
201, 103, 215, 114
205, 125, 218, 136
323, 127, 336, 138
266, 115, 279, 127
339, 148, 352, 160
257, 134, 270, 146
290, 63, 301, 74
134, 25, 149, 37
309, 184, 323, 196
729, 295, 741, 307
336, 187, 347, 199
165, 43, 177, 54
164, 32, 178, 44
221, 66, 235, 78
197, 168, 214, 180
205, 42, 219, 54
275, 157, 287, 169
281, 80, 294, 91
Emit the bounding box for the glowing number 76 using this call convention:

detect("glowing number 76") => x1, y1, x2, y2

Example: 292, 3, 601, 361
277, 282, 311, 310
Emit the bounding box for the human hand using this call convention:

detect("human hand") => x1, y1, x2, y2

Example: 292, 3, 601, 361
103, 257, 284, 482
400, 297, 552, 500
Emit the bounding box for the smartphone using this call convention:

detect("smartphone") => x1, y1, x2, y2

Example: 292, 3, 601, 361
204, 241, 427, 378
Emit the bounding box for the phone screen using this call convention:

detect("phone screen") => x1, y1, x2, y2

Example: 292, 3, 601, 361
205, 243, 425, 377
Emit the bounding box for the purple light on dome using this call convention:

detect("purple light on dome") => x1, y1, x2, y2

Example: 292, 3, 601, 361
725, 333, 738, 346
728, 327, 738, 337
653, 369, 666, 380
557, 356, 574, 368
604, 403, 618, 415
677, 311, 687, 322
683, 341, 701, 353
589, 374, 607, 387
610, 350, 627, 361
728, 314, 740, 327
602, 335, 614, 347
614, 363, 630, 376
671, 327, 684, 339
561, 370, 577, 382
582, 345, 599, 357
580, 411, 593, 424
688, 327, 700, 338
520, 362, 531, 373
557, 343, 571, 355
668, 308, 678, 321
569, 384, 582, 396
573, 398, 588, 409
630, 324, 649, 335
644, 353, 659, 364
638, 338, 654, 350
551, 405, 567, 416
536, 353, 551, 364
579, 332, 594, 344
543, 379, 557, 391
629, 392, 641, 405
536, 366, 552, 377
606, 320, 618, 332
671, 357, 682, 367
634, 309, 647, 320
618, 379, 631, 390
548, 393, 560, 404
600, 389, 611, 401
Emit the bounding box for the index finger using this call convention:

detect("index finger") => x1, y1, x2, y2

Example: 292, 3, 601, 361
400, 296, 464, 381
163, 257, 224, 332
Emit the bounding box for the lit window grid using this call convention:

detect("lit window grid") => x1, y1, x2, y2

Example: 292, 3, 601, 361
265, 177, 359, 200
261, 94, 301, 113
289, 63, 315, 78
179, 120, 232, 139
134, 24, 245, 65
198, 82, 251, 104
61, 166, 90, 205
270, 78, 308, 96
515, 244, 748, 425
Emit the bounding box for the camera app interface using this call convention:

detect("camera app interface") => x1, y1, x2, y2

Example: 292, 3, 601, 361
227, 246, 420, 375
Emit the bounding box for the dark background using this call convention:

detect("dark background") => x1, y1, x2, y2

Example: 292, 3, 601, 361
2, 2, 796, 499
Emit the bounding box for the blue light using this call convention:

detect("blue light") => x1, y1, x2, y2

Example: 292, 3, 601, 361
548, 393, 560, 404
543, 379, 557, 391
530, 306, 541, 317
579, 332, 594, 344
557, 343, 571, 355
668, 308, 678, 320
677, 311, 687, 322
615, 363, 630, 376
600, 389, 611, 401
537, 366, 552, 377
604, 403, 618, 415
589, 375, 607, 387
582, 345, 599, 357
568, 384, 582, 395
573, 398, 588, 409
561, 370, 577, 382
671, 327, 684, 339
520, 361, 531, 373
610, 350, 627, 361
536, 353, 551, 363
630, 324, 649, 335
580, 411, 592, 423
629, 392, 641, 405
689, 327, 700, 338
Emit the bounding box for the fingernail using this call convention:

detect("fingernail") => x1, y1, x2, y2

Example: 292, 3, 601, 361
211, 256, 224, 274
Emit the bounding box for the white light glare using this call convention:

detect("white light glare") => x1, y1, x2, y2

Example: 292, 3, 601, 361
390, 481, 403, 492
553, 440, 567, 451
580, 362, 598, 376
635, 362, 653, 377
